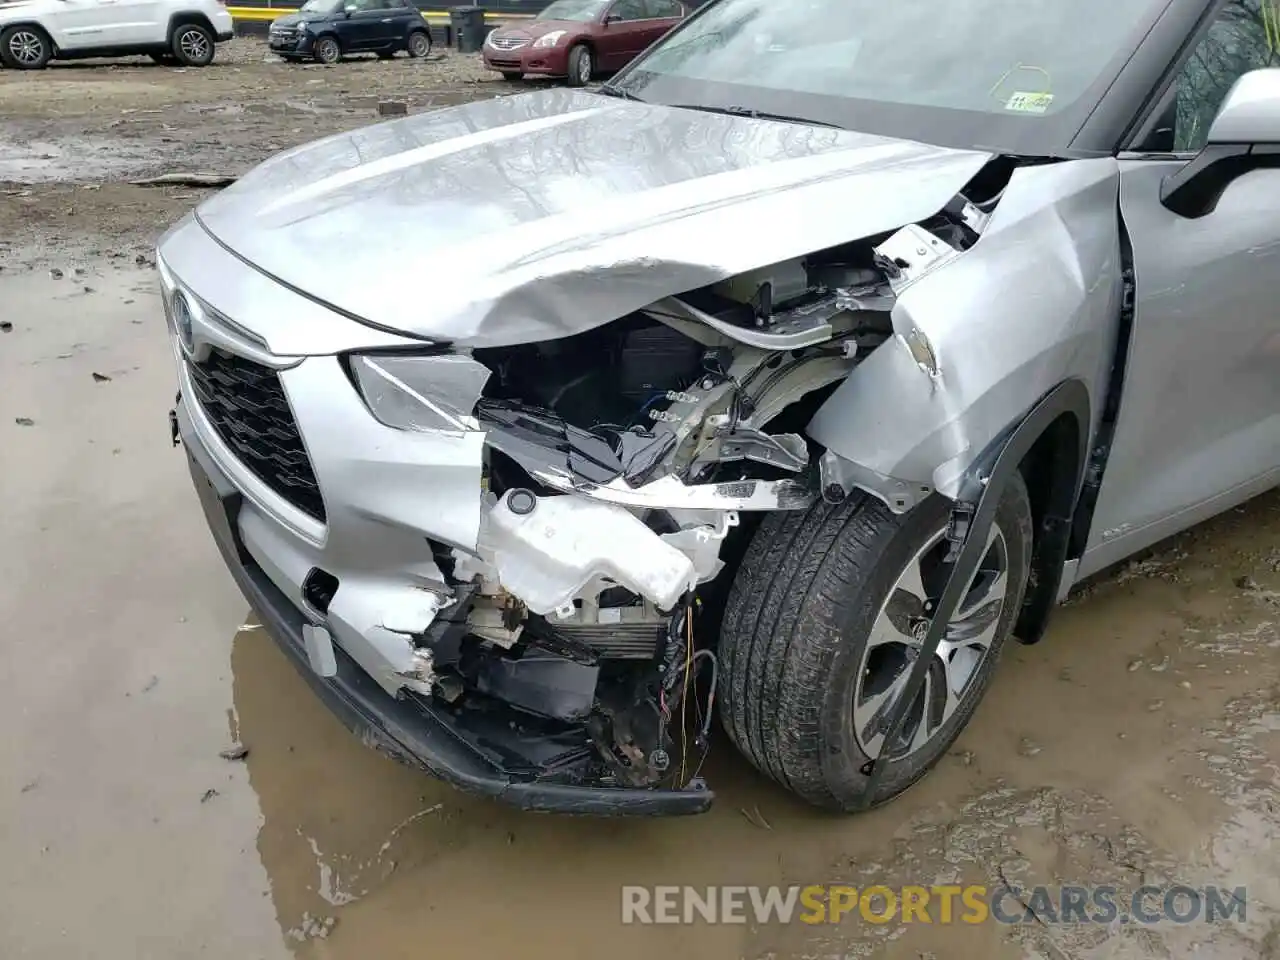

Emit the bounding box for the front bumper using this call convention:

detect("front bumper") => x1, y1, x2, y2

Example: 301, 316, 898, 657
482, 44, 569, 76
268, 32, 314, 54
158, 215, 714, 815
213, 10, 234, 40
179, 397, 713, 815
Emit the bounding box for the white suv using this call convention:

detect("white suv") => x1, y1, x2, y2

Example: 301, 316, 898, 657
0, 0, 234, 69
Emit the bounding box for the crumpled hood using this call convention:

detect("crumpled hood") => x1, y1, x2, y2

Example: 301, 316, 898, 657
195, 88, 992, 347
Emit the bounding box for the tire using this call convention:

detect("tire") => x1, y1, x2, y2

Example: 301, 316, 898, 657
565, 43, 592, 87
500, 70, 522, 81
717, 474, 1033, 811
312, 34, 341, 64
0, 25, 52, 69
171, 22, 215, 66
149, 52, 177, 65
405, 29, 430, 58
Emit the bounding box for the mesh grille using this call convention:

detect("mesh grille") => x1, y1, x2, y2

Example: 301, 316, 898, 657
187, 350, 326, 523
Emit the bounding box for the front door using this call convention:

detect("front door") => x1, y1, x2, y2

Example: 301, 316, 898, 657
45, 0, 122, 50
1084, 0, 1280, 575
335, 0, 394, 52
597, 0, 652, 70
640, 0, 684, 48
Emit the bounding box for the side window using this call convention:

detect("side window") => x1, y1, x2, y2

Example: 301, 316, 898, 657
647, 0, 684, 17
1172, 0, 1280, 152
611, 0, 647, 21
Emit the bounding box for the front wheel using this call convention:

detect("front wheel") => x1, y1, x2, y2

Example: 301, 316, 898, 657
406, 29, 430, 58
0, 25, 52, 69
717, 474, 1033, 810
312, 35, 341, 64
565, 43, 592, 87
171, 23, 215, 66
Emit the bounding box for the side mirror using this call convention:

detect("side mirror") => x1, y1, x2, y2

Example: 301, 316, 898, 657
1161, 68, 1280, 218
603, 13, 621, 23
343, 3, 357, 13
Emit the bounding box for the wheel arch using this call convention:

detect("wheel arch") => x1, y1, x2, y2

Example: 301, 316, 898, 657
1009, 395, 1090, 644
568, 34, 596, 57
1, 20, 56, 50
167, 11, 215, 37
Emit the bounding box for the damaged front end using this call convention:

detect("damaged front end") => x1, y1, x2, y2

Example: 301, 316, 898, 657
336, 199, 993, 809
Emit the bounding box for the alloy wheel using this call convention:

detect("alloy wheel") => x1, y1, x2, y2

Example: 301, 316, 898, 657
178, 28, 210, 63
852, 521, 1011, 761
315, 37, 339, 63
9, 30, 45, 66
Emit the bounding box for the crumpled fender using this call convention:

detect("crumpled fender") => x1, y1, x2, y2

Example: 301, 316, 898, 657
807, 158, 1123, 504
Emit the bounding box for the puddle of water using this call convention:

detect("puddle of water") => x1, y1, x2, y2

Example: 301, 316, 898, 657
214, 492, 1280, 960
0, 135, 165, 183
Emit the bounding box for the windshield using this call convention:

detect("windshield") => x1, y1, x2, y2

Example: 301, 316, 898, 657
538, 0, 610, 21
299, 0, 343, 12
612, 0, 1166, 153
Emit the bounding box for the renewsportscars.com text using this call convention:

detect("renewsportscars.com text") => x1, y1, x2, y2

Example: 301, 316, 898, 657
621, 884, 1248, 926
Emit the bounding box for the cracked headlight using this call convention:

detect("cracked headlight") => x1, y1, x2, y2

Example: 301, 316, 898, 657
533, 30, 566, 47
350, 353, 490, 433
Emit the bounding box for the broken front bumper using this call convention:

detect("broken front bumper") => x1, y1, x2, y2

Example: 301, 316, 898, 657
179, 398, 713, 816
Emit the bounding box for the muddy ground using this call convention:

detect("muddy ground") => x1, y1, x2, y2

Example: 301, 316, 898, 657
0, 38, 520, 270
3, 42, 1280, 960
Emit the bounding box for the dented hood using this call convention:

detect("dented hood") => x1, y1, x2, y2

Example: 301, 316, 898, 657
195, 88, 992, 346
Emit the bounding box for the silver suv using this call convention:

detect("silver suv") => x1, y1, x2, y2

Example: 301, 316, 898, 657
160, 0, 1280, 816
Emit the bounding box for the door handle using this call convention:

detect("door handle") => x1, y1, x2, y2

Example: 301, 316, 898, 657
381, 17, 391, 21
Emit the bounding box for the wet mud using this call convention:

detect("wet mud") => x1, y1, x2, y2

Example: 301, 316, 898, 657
0, 39, 519, 270
3, 45, 1280, 959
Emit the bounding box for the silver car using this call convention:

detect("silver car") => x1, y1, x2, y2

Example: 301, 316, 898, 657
158, 0, 1280, 816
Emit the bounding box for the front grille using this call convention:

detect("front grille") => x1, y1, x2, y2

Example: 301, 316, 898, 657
186, 350, 327, 523
489, 36, 529, 50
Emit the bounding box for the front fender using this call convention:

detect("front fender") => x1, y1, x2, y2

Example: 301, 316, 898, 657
807, 157, 1123, 503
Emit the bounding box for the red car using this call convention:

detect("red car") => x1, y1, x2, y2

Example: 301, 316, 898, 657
483, 0, 686, 86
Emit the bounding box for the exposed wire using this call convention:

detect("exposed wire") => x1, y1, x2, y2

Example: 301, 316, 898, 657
690, 649, 719, 744
679, 604, 693, 786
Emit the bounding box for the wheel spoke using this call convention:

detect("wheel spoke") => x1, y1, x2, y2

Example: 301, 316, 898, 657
954, 526, 1006, 619
868, 608, 914, 650
896, 552, 929, 607
934, 646, 966, 714
955, 568, 1006, 620
854, 670, 904, 751
949, 599, 1002, 649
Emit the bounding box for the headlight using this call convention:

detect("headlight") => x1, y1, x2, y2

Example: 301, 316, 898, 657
350, 353, 490, 434
534, 30, 566, 48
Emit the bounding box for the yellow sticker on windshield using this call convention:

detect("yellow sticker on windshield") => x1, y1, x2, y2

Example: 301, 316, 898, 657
1005, 91, 1054, 114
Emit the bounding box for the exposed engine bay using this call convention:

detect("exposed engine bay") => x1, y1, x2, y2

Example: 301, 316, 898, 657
391, 201, 992, 794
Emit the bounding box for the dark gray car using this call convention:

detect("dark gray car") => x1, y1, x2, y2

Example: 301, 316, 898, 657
267, 0, 431, 63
